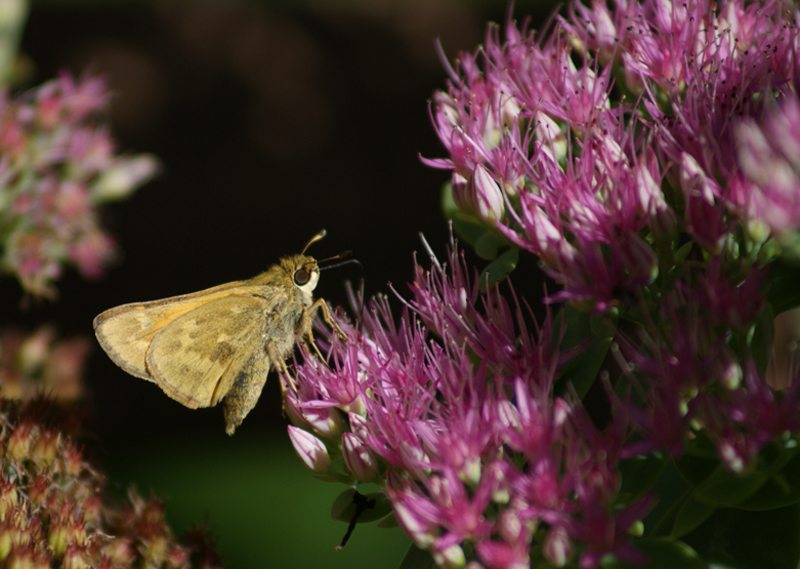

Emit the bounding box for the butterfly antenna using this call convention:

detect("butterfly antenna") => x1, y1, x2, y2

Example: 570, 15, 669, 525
320, 251, 361, 271
302, 230, 327, 254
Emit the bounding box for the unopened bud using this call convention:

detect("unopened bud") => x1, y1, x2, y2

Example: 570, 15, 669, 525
341, 432, 378, 482
287, 426, 331, 474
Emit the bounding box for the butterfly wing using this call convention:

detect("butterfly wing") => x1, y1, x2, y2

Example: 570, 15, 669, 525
93, 280, 255, 380
145, 294, 269, 409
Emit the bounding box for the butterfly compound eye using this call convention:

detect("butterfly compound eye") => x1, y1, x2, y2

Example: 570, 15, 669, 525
294, 268, 310, 286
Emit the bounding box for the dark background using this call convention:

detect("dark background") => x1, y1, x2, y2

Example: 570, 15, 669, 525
9, 1, 556, 567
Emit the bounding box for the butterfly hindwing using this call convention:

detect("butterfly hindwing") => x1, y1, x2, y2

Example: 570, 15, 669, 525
145, 294, 269, 409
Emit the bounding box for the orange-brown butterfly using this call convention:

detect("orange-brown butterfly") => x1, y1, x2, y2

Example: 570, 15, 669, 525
94, 230, 347, 435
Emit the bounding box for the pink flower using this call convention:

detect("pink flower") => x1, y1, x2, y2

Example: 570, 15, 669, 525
0, 72, 158, 295
732, 95, 800, 246
285, 2, 800, 567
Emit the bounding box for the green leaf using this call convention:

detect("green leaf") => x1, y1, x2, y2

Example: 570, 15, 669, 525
397, 544, 434, 569
475, 231, 509, 260
643, 459, 693, 538
331, 489, 393, 524
440, 181, 459, 219
618, 453, 668, 501
671, 496, 716, 538
590, 313, 618, 339
690, 443, 799, 507
673, 453, 720, 487
693, 466, 769, 507
749, 304, 775, 374
451, 217, 488, 248
683, 504, 800, 569
377, 513, 399, 528
601, 538, 707, 569
674, 242, 694, 264
478, 248, 519, 292
555, 304, 613, 399
738, 451, 800, 511
559, 303, 594, 350
683, 431, 720, 460
562, 335, 612, 399
768, 258, 800, 315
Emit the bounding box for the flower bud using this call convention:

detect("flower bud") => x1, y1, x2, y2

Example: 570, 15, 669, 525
143, 535, 168, 565
719, 360, 742, 390
498, 507, 533, 544
451, 165, 506, 224
392, 498, 437, 548
593, 3, 617, 65
300, 406, 343, 440
469, 164, 505, 222
535, 112, 567, 161
348, 413, 369, 441
93, 154, 160, 202
458, 456, 481, 487
341, 432, 378, 482
283, 392, 312, 430
432, 542, 466, 569
680, 152, 725, 254
6, 422, 34, 460
62, 544, 91, 569
18, 327, 54, 374
27, 476, 49, 507
31, 430, 59, 466
101, 538, 133, 566
542, 525, 573, 567
5, 544, 47, 569
0, 480, 18, 520
64, 444, 84, 476
166, 545, 190, 567
718, 433, 755, 474
287, 426, 331, 474
450, 172, 472, 215
48, 508, 87, 556
619, 232, 658, 285
81, 495, 101, 524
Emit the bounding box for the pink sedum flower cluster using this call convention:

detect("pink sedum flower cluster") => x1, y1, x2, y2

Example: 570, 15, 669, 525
285, 1, 800, 568
425, 0, 800, 310
287, 242, 661, 568
0, 72, 159, 297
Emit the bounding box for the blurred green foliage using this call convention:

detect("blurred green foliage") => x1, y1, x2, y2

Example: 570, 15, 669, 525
108, 433, 411, 569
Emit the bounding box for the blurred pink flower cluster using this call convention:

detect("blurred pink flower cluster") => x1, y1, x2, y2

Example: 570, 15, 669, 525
0, 72, 158, 296
0, 326, 90, 404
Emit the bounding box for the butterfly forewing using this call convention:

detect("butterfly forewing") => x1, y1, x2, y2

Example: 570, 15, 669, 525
145, 294, 269, 409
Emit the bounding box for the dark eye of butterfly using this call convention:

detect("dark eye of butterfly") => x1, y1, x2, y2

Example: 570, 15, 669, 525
294, 268, 310, 286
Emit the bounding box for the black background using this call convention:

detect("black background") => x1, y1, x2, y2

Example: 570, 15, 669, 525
11, 0, 555, 451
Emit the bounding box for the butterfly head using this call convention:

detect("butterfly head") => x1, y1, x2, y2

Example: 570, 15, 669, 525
281, 255, 320, 300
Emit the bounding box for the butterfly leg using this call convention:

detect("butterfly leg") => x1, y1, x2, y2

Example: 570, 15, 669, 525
267, 342, 297, 396
318, 298, 348, 341
302, 298, 348, 348
297, 301, 325, 363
